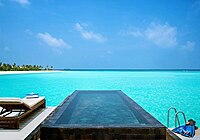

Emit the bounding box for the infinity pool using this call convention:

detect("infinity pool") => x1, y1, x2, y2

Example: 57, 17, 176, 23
41, 90, 166, 140
0, 70, 200, 127
56, 90, 149, 125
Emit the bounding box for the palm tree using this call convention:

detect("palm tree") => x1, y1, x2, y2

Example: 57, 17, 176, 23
12, 63, 17, 71
0, 62, 2, 71
0, 62, 53, 71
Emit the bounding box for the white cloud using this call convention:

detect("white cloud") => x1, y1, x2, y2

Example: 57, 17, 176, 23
37, 32, 70, 49
75, 23, 106, 43
13, 0, 30, 5
126, 22, 177, 47
145, 23, 177, 47
181, 41, 195, 51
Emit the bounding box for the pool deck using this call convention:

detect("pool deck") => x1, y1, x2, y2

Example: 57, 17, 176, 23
175, 129, 200, 140
0, 107, 55, 140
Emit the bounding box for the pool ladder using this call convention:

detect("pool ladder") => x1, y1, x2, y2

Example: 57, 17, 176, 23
167, 107, 187, 128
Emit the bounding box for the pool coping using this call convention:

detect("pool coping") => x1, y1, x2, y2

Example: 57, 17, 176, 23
41, 90, 165, 129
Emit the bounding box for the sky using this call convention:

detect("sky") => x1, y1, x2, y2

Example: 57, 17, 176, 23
0, 0, 200, 69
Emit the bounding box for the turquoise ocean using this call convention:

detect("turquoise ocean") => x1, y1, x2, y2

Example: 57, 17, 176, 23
0, 71, 200, 127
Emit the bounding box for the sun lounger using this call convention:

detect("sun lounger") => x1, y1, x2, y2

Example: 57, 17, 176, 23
0, 97, 45, 129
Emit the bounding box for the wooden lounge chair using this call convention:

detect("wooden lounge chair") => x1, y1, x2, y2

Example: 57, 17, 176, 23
0, 97, 45, 129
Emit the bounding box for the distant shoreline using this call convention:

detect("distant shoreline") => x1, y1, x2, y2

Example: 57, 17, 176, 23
0, 69, 200, 75
0, 70, 62, 75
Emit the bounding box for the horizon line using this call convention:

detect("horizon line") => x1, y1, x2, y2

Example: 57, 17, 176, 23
54, 68, 200, 71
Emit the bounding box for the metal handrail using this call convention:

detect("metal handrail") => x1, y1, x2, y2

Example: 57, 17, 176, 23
175, 111, 187, 127
167, 107, 178, 127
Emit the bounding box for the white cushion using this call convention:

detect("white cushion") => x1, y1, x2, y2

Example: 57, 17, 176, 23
21, 97, 45, 108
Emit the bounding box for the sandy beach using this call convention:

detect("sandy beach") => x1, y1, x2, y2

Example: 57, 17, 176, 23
0, 70, 63, 75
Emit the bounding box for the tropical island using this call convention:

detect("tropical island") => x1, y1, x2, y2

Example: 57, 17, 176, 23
0, 62, 53, 71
